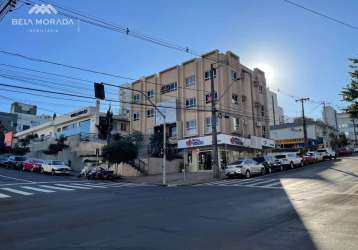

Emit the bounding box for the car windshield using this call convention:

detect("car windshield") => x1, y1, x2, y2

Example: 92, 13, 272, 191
275, 155, 286, 159
228, 160, 243, 165
14, 157, 27, 161
254, 157, 264, 162
52, 161, 64, 165
317, 149, 326, 153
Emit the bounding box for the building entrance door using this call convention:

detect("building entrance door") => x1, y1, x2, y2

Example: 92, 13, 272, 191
199, 151, 212, 170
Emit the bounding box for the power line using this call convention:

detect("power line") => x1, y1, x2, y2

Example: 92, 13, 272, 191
283, 0, 358, 31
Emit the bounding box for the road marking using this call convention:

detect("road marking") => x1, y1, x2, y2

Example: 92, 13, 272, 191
21, 186, 56, 193
55, 184, 92, 189
249, 179, 281, 187
39, 185, 74, 191
1, 187, 33, 196
69, 183, 108, 188
262, 180, 282, 188
0, 193, 11, 198
0, 174, 34, 183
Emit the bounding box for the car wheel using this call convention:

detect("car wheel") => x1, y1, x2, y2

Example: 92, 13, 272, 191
261, 168, 266, 175
290, 162, 294, 169
245, 170, 251, 179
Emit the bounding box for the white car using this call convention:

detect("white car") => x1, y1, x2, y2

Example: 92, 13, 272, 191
224, 159, 265, 178
41, 160, 72, 175
317, 148, 336, 160
274, 152, 304, 169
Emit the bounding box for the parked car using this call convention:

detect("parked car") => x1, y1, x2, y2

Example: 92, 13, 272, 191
23, 159, 44, 172
317, 148, 336, 160
306, 151, 324, 162
5, 156, 27, 169
254, 155, 283, 173
225, 159, 265, 178
337, 148, 352, 157
41, 160, 72, 175
0, 155, 10, 167
274, 153, 304, 169
302, 153, 316, 164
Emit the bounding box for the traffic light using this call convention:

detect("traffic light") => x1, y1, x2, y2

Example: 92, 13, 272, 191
94, 82, 105, 100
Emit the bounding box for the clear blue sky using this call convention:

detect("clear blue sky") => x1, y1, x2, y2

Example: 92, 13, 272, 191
0, 0, 357, 119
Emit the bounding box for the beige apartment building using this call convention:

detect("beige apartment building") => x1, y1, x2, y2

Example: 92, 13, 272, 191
129, 50, 274, 171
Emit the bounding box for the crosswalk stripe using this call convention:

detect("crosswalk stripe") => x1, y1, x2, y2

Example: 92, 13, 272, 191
69, 183, 108, 188
39, 185, 74, 191
55, 184, 92, 189
21, 186, 56, 193
248, 179, 280, 186
1, 187, 33, 196
262, 180, 282, 188
0, 193, 10, 198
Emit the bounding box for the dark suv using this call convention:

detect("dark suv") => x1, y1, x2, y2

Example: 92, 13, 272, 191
5, 156, 27, 169
254, 156, 283, 174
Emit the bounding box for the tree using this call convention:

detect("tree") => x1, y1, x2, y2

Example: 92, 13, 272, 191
342, 58, 358, 118
329, 132, 348, 150
102, 135, 138, 164
97, 108, 113, 140
43, 135, 69, 155
149, 131, 178, 160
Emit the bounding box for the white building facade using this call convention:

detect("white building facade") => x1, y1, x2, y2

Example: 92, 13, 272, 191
337, 112, 358, 146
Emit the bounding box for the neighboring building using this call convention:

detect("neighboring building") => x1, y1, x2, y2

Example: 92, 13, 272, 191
266, 88, 284, 126
15, 106, 130, 141
15, 113, 52, 132
130, 50, 274, 171
277, 106, 285, 124
337, 112, 358, 146
270, 120, 338, 149
119, 83, 131, 117
11, 102, 37, 115
0, 111, 17, 132
322, 105, 338, 129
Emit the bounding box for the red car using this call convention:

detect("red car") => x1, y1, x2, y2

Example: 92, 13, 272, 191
23, 159, 44, 172
302, 153, 316, 164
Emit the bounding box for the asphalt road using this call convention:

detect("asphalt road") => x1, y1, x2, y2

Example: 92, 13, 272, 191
0, 156, 357, 250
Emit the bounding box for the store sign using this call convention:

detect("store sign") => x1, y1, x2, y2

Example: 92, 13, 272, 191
186, 138, 205, 147
178, 135, 212, 149
4, 132, 13, 147
261, 138, 275, 148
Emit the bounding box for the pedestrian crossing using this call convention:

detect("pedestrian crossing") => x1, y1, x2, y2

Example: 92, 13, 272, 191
0, 182, 152, 199
196, 177, 358, 195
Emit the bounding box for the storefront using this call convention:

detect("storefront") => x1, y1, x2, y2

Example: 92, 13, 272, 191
178, 134, 275, 172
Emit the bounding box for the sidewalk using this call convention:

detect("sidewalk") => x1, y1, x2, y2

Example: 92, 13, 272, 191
124, 171, 223, 186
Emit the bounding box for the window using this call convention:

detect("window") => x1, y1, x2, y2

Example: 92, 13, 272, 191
261, 106, 265, 117
232, 117, 240, 131
146, 108, 154, 118
133, 112, 140, 121
185, 75, 196, 87
258, 85, 263, 94
160, 82, 177, 94
185, 98, 196, 108
205, 92, 218, 103
231, 70, 237, 80
170, 126, 177, 138
120, 123, 127, 131
186, 120, 197, 135
79, 119, 90, 133
147, 89, 154, 98
204, 68, 216, 80
133, 94, 140, 103
242, 95, 247, 103
232, 94, 238, 104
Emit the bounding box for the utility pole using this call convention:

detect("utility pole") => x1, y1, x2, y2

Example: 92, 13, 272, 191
296, 97, 310, 151
352, 118, 358, 146
210, 63, 220, 178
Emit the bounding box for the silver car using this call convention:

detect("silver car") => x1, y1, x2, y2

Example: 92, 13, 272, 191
224, 159, 265, 178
